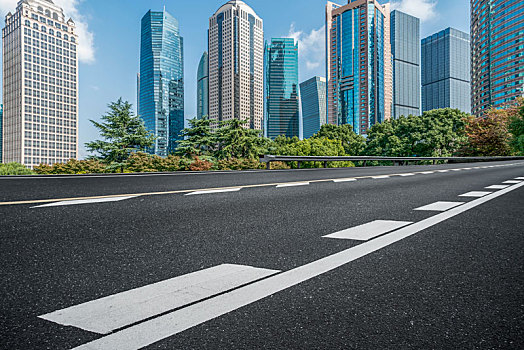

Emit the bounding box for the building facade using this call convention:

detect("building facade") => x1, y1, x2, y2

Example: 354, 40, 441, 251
326, 0, 391, 135
471, 0, 524, 116
2, 0, 78, 167
264, 38, 299, 139
391, 10, 420, 118
421, 28, 471, 113
139, 10, 184, 157
0, 104, 3, 162
300, 76, 327, 139
197, 51, 209, 119
208, 0, 264, 130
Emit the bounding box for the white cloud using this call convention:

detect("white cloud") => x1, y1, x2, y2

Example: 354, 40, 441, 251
287, 23, 325, 78
391, 0, 438, 21
0, 0, 95, 63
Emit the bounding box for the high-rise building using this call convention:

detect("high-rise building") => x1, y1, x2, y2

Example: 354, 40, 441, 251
421, 28, 471, 113
0, 104, 3, 163
471, 0, 524, 116
2, 0, 79, 167
391, 10, 420, 118
139, 10, 184, 157
300, 77, 327, 139
208, 0, 264, 130
326, 0, 392, 135
197, 51, 209, 119
264, 38, 299, 139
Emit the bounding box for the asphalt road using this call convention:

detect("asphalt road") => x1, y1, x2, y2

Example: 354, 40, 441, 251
0, 161, 523, 350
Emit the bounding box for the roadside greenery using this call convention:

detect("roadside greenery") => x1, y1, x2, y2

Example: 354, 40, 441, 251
0, 163, 35, 175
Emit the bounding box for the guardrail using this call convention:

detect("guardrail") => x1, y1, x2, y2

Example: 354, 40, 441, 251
259, 155, 524, 169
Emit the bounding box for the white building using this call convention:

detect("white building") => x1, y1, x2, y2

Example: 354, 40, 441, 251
208, 0, 264, 130
2, 0, 78, 167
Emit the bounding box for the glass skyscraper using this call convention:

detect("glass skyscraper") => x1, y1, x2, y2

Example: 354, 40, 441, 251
326, 0, 392, 135
197, 51, 209, 119
264, 38, 299, 139
471, 0, 524, 116
139, 10, 184, 157
391, 10, 420, 118
300, 77, 327, 139
421, 28, 471, 113
0, 104, 3, 163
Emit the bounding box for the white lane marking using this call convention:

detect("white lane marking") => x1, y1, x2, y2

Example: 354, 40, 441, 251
437, 170, 450, 173
502, 180, 522, 184
333, 178, 357, 183
515, 177, 524, 180
372, 175, 390, 179
414, 201, 465, 212
276, 182, 310, 188
323, 220, 412, 241
186, 188, 241, 196
31, 196, 137, 208
72, 181, 524, 350
451, 169, 462, 171
398, 173, 416, 177
419, 171, 435, 174
40, 264, 279, 335
485, 185, 510, 190
459, 191, 492, 198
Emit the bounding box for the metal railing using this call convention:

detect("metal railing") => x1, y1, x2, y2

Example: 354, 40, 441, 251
259, 155, 524, 169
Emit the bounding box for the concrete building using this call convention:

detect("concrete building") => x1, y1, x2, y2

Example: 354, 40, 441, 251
139, 10, 184, 156
208, 0, 264, 130
391, 10, 420, 118
471, 0, 524, 116
2, 0, 79, 167
300, 77, 327, 139
264, 38, 299, 139
326, 0, 392, 135
421, 28, 471, 113
197, 51, 209, 119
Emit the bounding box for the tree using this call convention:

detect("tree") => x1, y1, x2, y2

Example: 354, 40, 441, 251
508, 98, 524, 156
214, 119, 270, 159
85, 98, 155, 172
461, 108, 512, 156
176, 116, 215, 157
313, 124, 366, 155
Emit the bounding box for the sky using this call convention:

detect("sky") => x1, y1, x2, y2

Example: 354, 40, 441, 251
0, 0, 470, 158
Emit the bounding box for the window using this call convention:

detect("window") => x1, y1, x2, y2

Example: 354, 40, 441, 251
53, 13, 58, 20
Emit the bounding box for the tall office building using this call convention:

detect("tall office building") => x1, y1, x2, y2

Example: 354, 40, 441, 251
0, 104, 3, 163
326, 0, 392, 135
421, 28, 471, 113
208, 0, 264, 130
300, 77, 327, 139
2, 0, 79, 167
471, 0, 524, 116
264, 38, 299, 139
139, 10, 184, 156
197, 51, 209, 119
391, 10, 420, 118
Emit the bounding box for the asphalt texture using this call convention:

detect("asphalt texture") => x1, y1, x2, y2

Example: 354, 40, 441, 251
0, 161, 523, 350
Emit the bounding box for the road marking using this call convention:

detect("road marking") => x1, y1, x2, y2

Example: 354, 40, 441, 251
276, 182, 310, 188
40, 264, 279, 335
31, 196, 137, 208
372, 175, 390, 179
332, 178, 357, 183
515, 177, 524, 180
414, 201, 465, 211
437, 170, 450, 173
398, 173, 416, 177
502, 180, 522, 184
459, 191, 492, 198
186, 188, 241, 196
71, 181, 524, 350
419, 171, 435, 174
485, 185, 510, 190
323, 220, 412, 241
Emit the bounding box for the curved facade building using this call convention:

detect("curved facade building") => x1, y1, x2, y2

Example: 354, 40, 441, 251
471, 0, 524, 116
197, 51, 209, 119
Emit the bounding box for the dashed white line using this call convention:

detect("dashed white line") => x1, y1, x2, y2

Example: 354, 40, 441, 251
333, 178, 357, 183
515, 177, 524, 180
276, 182, 310, 188
31, 196, 137, 208
323, 220, 412, 241
419, 171, 435, 175
186, 188, 241, 196
502, 180, 522, 184
398, 173, 416, 177
485, 185, 510, 190
414, 201, 465, 212
459, 191, 493, 198
372, 175, 390, 179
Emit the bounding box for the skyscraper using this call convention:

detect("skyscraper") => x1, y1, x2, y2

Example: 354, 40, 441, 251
197, 51, 209, 119
264, 38, 299, 139
471, 0, 524, 116
300, 77, 327, 139
391, 10, 420, 118
421, 28, 471, 113
0, 104, 3, 163
139, 10, 184, 157
326, 0, 392, 135
2, 0, 79, 167
208, 0, 264, 130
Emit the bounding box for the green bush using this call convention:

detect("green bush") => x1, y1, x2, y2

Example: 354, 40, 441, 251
34, 159, 106, 175
215, 158, 265, 170
0, 163, 35, 175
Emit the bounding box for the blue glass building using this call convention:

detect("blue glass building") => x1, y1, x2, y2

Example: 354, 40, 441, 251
422, 28, 471, 113
391, 10, 420, 118
0, 104, 3, 163
300, 77, 327, 139
139, 10, 184, 156
197, 52, 209, 120
264, 38, 299, 139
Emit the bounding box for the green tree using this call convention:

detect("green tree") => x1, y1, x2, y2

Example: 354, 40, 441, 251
176, 116, 215, 157
313, 124, 366, 155
508, 98, 524, 156
214, 119, 270, 159
85, 98, 155, 172
0, 163, 35, 175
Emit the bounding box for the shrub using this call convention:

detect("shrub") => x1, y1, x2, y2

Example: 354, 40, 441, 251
216, 158, 264, 170
34, 159, 106, 174
0, 163, 35, 175
189, 157, 213, 171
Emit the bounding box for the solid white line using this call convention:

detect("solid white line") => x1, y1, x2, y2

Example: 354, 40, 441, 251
72, 181, 524, 350
414, 201, 465, 212
186, 188, 241, 196
485, 185, 510, 190
323, 220, 412, 241
372, 175, 390, 179
333, 178, 357, 183
40, 264, 279, 335
502, 180, 522, 184
32, 196, 137, 208
276, 182, 310, 188
459, 191, 492, 198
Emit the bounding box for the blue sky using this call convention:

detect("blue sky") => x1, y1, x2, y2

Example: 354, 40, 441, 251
0, 0, 470, 158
